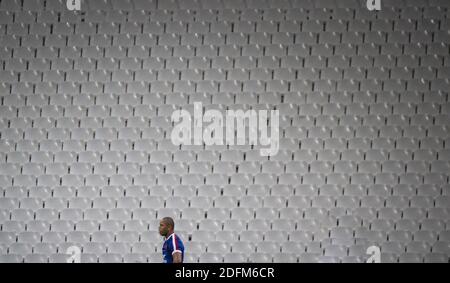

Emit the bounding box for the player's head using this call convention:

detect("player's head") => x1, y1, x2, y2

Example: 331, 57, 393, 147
159, 217, 175, 237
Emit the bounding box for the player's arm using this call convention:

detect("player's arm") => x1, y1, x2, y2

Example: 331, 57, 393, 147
172, 251, 182, 263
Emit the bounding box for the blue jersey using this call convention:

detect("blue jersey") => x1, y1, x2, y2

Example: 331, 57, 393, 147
162, 233, 184, 263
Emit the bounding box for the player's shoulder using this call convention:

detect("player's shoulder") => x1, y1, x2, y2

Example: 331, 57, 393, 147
173, 233, 182, 240
173, 233, 185, 244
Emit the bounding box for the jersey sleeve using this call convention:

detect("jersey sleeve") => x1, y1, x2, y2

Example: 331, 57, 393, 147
171, 234, 182, 255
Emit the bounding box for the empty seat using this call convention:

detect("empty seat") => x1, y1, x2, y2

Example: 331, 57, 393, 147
17, 232, 41, 244
398, 253, 423, 263
223, 253, 247, 263
199, 253, 223, 263
65, 231, 90, 245
0, 255, 23, 263
324, 245, 348, 257
98, 253, 123, 263
298, 253, 320, 263
191, 231, 215, 243
231, 241, 256, 255
423, 253, 448, 263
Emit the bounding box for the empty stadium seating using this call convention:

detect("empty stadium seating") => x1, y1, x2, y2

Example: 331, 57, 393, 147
0, 0, 450, 263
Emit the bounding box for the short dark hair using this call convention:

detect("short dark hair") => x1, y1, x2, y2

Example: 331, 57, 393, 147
162, 217, 175, 230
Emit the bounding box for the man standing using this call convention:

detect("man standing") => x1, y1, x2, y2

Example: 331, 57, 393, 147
159, 217, 184, 263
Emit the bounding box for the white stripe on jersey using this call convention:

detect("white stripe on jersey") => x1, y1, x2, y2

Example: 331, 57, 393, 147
171, 233, 181, 254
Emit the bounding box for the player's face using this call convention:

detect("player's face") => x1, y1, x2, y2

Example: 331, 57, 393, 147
159, 221, 169, 237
